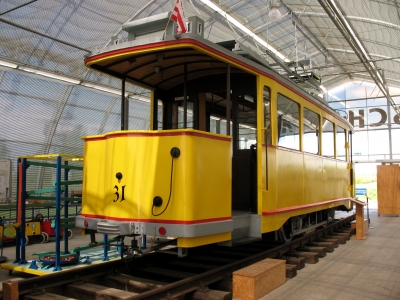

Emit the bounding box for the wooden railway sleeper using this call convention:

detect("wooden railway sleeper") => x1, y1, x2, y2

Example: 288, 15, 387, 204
191, 285, 232, 300
317, 238, 339, 247
279, 256, 305, 270
326, 235, 347, 244
285, 264, 297, 278
307, 241, 335, 252
297, 246, 326, 258
29, 284, 45, 297
286, 251, 319, 264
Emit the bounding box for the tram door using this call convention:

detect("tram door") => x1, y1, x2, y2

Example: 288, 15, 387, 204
232, 93, 257, 213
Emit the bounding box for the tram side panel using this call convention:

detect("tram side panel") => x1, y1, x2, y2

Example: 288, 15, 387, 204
303, 153, 324, 204
322, 158, 339, 200
336, 160, 351, 199
261, 148, 351, 234
82, 137, 106, 219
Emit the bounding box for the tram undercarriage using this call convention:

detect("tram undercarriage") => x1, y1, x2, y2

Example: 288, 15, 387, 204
277, 208, 336, 242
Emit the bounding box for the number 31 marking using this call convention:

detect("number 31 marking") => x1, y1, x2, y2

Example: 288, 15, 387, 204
113, 185, 126, 202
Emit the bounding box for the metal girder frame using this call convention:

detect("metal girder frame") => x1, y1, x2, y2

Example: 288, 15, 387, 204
280, 2, 351, 84
317, 0, 400, 118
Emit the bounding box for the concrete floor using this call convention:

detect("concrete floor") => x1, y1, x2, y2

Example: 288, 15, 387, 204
261, 207, 400, 300
1, 205, 399, 299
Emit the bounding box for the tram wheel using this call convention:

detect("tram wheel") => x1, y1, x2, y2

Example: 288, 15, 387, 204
278, 220, 293, 243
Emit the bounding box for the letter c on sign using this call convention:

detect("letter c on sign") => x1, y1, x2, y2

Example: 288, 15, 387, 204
369, 108, 387, 127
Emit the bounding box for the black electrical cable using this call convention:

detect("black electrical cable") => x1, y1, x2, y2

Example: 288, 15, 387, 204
152, 156, 175, 217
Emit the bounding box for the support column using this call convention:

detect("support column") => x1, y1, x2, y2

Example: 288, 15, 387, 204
121, 78, 128, 130
183, 64, 188, 128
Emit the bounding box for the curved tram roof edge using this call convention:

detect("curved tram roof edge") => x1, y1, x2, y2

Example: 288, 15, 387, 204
85, 34, 354, 131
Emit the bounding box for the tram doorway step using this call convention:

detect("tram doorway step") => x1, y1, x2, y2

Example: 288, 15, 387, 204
218, 211, 261, 247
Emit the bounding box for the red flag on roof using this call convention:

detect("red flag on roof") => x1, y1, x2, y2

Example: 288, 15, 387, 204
171, 0, 187, 34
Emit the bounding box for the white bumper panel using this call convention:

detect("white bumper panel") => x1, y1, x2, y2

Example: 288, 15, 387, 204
75, 216, 233, 238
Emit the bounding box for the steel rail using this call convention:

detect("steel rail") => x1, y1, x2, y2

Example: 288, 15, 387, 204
11, 214, 355, 299
127, 214, 355, 300
17, 259, 124, 295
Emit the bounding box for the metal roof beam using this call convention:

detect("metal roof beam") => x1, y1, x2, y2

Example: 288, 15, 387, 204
317, 0, 400, 116
0, 17, 90, 52
280, 2, 351, 81
0, 0, 37, 16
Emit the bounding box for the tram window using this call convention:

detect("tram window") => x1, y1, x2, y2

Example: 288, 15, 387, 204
210, 118, 230, 135
237, 95, 256, 150
177, 102, 194, 128
277, 94, 300, 150
303, 108, 320, 155
336, 126, 346, 160
264, 87, 271, 145
322, 118, 334, 158
157, 100, 163, 129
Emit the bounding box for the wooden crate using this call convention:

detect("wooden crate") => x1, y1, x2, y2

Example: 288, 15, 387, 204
377, 164, 400, 215
233, 259, 285, 300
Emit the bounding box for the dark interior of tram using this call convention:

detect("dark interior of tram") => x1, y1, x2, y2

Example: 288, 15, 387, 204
156, 69, 259, 213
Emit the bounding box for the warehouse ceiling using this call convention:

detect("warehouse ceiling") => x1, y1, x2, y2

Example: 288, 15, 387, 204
1, 0, 400, 195
1, 0, 400, 96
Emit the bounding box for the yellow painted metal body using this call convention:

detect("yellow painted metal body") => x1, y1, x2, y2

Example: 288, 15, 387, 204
25, 221, 41, 236
82, 129, 232, 247
81, 37, 354, 249
257, 76, 353, 233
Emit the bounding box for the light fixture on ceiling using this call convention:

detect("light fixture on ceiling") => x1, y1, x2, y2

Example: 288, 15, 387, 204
0, 59, 18, 69
18, 66, 81, 85
268, 0, 282, 23
81, 82, 122, 95
198, 0, 289, 62
129, 94, 150, 103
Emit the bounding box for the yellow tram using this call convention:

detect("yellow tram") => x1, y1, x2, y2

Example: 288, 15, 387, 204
75, 13, 354, 256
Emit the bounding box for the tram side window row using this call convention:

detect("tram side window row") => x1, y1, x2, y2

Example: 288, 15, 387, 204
275, 92, 347, 160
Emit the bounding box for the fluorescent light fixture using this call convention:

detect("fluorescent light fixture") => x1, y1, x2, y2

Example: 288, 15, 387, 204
129, 94, 150, 102
0, 59, 17, 69
319, 84, 327, 94
18, 66, 81, 84
81, 82, 122, 95
268, 0, 282, 23
199, 0, 289, 62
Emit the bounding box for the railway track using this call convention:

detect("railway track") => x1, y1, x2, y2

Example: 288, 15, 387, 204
3, 214, 355, 300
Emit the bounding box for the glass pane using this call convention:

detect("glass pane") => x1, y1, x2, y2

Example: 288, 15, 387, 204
392, 129, 400, 155
237, 95, 256, 150
178, 102, 194, 129
322, 118, 334, 158
277, 94, 300, 150
352, 131, 368, 157
157, 100, 163, 129
303, 108, 319, 154
336, 126, 346, 160
345, 84, 366, 100
368, 130, 389, 155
